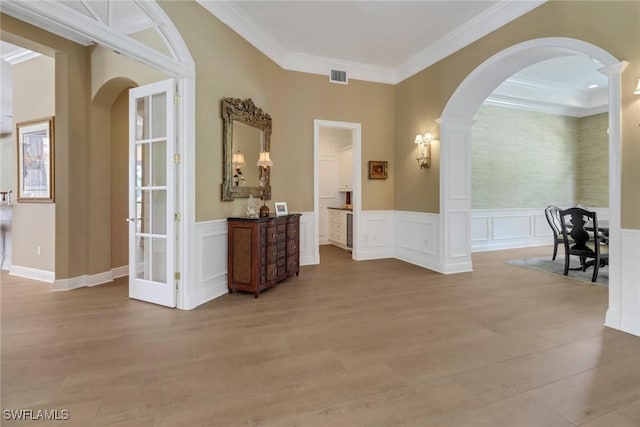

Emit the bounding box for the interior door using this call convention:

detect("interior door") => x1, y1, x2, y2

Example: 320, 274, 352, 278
128, 79, 176, 307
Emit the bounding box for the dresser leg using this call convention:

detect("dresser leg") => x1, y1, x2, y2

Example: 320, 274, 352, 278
228, 288, 233, 294
254, 292, 259, 298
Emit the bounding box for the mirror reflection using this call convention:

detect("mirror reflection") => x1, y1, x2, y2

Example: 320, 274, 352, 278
232, 121, 262, 188
221, 98, 272, 201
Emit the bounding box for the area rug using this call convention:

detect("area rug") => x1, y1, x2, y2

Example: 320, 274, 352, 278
505, 256, 608, 287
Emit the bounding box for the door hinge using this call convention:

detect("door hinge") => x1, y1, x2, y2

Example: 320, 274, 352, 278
174, 95, 181, 105
174, 154, 181, 164
175, 272, 181, 280
174, 213, 181, 222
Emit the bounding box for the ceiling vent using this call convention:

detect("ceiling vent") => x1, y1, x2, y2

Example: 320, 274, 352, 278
329, 69, 348, 85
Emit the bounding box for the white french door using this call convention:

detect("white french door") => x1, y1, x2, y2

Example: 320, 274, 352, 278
128, 79, 177, 307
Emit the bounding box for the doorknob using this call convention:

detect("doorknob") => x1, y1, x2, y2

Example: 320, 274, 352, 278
126, 217, 141, 222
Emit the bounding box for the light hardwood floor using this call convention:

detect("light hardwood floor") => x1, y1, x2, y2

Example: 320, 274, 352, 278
2, 245, 640, 427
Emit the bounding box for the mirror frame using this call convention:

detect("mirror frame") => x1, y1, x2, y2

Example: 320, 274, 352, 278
221, 97, 272, 201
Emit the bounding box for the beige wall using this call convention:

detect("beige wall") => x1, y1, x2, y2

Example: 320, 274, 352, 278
394, 0, 640, 229
160, 1, 395, 220
471, 106, 609, 209
110, 89, 130, 269
11, 55, 56, 272
281, 72, 395, 212
2, 13, 92, 279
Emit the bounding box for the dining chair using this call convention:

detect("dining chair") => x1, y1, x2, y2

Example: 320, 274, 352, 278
558, 207, 608, 282
544, 205, 564, 260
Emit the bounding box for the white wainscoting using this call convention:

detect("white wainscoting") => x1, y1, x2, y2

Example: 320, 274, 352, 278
472, 208, 550, 252
354, 210, 394, 261
190, 219, 228, 309
471, 207, 610, 252
298, 212, 315, 266
190, 213, 316, 309
610, 229, 640, 337
394, 211, 441, 272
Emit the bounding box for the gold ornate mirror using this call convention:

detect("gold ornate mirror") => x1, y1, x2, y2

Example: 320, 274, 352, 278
221, 98, 271, 201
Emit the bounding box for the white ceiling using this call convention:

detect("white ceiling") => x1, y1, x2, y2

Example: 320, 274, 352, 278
0, 0, 609, 118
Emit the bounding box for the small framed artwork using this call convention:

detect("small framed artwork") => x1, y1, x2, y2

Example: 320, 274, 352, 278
368, 160, 388, 179
274, 202, 288, 216
17, 117, 55, 202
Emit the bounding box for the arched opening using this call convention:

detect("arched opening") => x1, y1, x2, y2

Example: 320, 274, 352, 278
439, 37, 627, 330
92, 77, 138, 277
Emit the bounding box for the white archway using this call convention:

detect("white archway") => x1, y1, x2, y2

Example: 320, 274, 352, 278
439, 37, 628, 332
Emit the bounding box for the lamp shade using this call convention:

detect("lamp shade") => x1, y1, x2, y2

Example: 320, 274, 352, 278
232, 151, 246, 167
415, 134, 424, 144
634, 78, 640, 95
257, 151, 273, 167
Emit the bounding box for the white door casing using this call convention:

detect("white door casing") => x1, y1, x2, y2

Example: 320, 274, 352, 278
313, 120, 362, 264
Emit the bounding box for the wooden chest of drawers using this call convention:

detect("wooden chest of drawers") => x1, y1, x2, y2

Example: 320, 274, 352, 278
227, 214, 300, 297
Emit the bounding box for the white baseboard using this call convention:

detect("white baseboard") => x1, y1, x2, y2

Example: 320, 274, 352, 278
53, 270, 114, 291
112, 265, 128, 279
9, 265, 54, 283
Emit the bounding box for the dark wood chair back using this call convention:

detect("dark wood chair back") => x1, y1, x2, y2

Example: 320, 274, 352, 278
544, 205, 564, 260
558, 207, 608, 282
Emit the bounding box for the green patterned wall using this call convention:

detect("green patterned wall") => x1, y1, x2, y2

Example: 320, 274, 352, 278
576, 113, 609, 207
471, 105, 608, 209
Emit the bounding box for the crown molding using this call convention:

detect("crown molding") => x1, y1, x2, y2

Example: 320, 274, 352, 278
394, 1, 546, 84
198, 0, 546, 85
490, 76, 609, 116
484, 93, 608, 118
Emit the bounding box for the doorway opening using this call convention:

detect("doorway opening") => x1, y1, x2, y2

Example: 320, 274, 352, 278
313, 120, 362, 264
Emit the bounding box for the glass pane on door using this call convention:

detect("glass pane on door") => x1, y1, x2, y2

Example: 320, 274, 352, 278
129, 79, 175, 307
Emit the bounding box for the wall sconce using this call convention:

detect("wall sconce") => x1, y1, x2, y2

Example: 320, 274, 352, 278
415, 133, 432, 169
634, 78, 640, 95
257, 151, 273, 168
232, 150, 246, 186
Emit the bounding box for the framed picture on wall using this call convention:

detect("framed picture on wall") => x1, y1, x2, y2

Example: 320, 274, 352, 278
16, 117, 55, 202
368, 160, 388, 179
